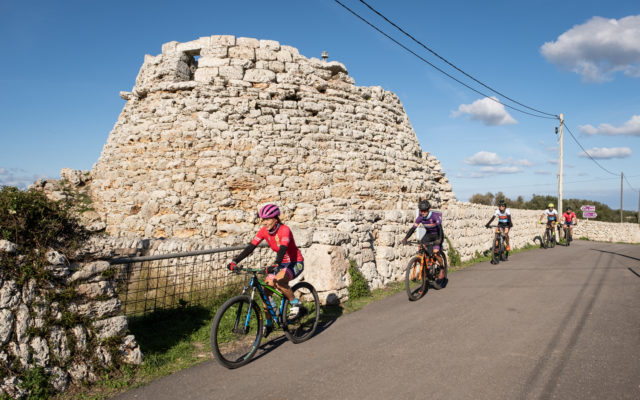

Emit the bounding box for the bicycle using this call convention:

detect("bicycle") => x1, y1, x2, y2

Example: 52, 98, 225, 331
540, 222, 556, 249
487, 225, 508, 264
211, 266, 320, 369
562, 223, 574, 246
404, 240, 448, 301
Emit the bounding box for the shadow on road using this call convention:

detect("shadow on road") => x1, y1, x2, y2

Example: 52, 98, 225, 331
252, 304, 343, 362
590, 248, 640, 262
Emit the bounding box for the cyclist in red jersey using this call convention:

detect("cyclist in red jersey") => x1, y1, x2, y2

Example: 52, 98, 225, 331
562, 206, 577, 238
228, 204, 305, 336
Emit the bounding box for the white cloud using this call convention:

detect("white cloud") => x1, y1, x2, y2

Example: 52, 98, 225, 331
535, 170, 551, 175
479, 166, 522, 174
461, 152, 532, 178
464, 151, 503, 165
540, 15, 640, 82
0, 168, 45, 189
451, 97, 517, 126
579, 115, 640, 136
515, 159, 533, 167
547, 159, 558, 165
579, 147, 632, 159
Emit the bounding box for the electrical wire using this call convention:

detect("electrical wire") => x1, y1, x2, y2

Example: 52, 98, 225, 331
561, 121, 619, 176
335, 1, 637, 197
356, 0, 558, 119
623, 174, 639, 192
333, 0, 558, 120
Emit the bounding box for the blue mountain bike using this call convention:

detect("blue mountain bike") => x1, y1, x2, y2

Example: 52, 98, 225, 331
211, 266, 319, 369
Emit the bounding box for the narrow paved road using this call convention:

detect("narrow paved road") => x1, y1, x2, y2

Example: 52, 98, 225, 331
116, 240, 640, 400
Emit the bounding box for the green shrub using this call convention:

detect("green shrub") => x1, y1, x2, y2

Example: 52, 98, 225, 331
0, 186, 89, 283
347, 260, 370, 300
18, 367, 53, 399
445, 237, 461, 266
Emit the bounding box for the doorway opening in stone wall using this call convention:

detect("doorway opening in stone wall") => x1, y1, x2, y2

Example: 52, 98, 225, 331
185, 50, 200, 80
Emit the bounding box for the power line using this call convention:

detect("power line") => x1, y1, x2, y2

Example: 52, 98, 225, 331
356, 0, 558, 119
333, 0, 558, 120
561, 121, 619, 176
624, 174, 639, 192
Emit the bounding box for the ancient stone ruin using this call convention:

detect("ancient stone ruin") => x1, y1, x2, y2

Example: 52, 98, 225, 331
92, 35, 454, 239
87, 35, 454, 295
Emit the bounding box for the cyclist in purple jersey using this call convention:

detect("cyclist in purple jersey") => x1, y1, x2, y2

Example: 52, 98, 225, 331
402, 200, 445, 276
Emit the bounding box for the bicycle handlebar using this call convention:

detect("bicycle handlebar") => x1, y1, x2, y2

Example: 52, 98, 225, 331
232, 265, 265, 274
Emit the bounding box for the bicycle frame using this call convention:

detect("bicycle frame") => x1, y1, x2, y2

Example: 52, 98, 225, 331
494, 227, 506, 244
412, 242, 438, 280
241, 271, 286, 329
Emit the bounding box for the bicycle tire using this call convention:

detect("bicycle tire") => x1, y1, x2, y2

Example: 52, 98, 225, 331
405, 256, 427, 301
431, 252, 448, 290
550, 230, 556, 248
211, 295, 263, 369
282, 282, 320, 344
567, 229, 572, 246
543, 230, 550, 249
491, 235, 500, 264
499, 237, 507, 261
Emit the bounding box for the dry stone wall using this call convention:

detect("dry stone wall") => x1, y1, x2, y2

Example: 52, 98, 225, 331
0, 241, 142, 398
573, 220, 640, 243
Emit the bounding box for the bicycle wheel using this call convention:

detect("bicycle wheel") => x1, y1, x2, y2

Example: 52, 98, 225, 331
431, 252, 448, 290
543, 230, 550, 249
567, 229, 572, 246
405, 256, 426, 301
550, 230, 556, 248
499, 236, 507, 261
491, 236, 500, 264
211, 295, 263, 369
282, 282, 320, 344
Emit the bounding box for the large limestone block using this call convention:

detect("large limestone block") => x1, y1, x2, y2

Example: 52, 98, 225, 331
244, 68, 276, 83
303, 244, 350, 296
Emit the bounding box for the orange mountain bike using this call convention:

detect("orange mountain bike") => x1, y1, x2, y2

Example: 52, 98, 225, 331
404, 240, 448, 301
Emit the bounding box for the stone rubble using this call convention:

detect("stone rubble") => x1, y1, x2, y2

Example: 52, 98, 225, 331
0, 241, 142, 398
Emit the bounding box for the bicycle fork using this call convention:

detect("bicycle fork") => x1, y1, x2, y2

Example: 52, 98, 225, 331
236, 285, 258, 335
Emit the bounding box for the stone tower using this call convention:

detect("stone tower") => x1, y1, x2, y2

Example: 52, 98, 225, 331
90, 35, 454, 291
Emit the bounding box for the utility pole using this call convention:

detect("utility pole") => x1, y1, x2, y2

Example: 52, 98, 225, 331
558, 114, 564, 218
620, 172, 623, 223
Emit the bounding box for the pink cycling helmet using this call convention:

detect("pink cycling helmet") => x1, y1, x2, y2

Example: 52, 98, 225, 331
258, 204, 280, 219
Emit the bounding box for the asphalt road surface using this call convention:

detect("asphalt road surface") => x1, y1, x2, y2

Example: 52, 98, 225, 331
116, 240, 640, 400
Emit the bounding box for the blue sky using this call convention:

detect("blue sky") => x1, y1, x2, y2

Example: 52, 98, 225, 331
1, 0, 639, 210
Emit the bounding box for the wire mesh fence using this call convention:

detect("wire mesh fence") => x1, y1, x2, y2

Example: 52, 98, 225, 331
110, 244, 272, 316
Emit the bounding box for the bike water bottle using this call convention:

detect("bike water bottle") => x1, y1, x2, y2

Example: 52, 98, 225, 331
268, 296, 279, 316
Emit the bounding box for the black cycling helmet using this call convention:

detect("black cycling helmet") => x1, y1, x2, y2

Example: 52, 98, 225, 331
566, 206, 572, 211
418, 200, 431, 211
498, 200, 507, 207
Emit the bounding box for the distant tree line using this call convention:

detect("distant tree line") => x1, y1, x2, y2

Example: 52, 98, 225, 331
468, 192, 639, 223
